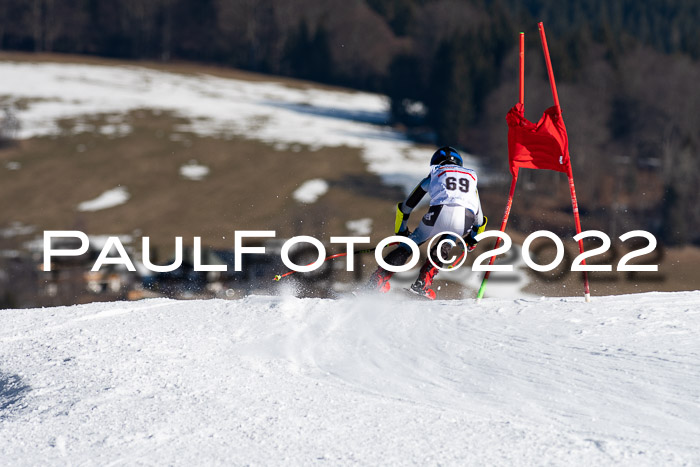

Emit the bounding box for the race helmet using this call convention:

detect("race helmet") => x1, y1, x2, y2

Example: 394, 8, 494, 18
430, 146, 463, 167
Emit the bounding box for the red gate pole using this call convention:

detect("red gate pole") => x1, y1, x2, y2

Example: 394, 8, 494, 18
476, 32, 525, 303
476, 171, 518, 302
538, 23, 559, 108
538, 22, 591, 302
567, 164, 591, 301
519, 32, 525, 105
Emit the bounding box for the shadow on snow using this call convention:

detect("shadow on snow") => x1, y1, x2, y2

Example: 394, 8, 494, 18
0, 371, 30, 418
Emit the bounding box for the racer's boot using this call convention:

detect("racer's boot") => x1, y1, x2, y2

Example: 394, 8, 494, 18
409, 261, 439, 300
367, 267, 393, 293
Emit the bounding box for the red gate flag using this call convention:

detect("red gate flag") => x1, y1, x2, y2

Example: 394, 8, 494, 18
479, 23, 591, 303
506, 102, 571, 177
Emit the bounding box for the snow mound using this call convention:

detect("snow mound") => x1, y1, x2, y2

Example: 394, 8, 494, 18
77, 186, 130, 212
1, 291, 699, 464
293, 178, 329, 203
346, 218, 373, 235
179, 161, 210, 181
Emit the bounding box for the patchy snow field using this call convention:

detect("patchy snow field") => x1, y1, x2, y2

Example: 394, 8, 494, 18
0, 61, 482, 193
1, 292, 699, 465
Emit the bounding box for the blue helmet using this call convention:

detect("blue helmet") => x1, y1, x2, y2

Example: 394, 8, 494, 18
430, 146, 463, 167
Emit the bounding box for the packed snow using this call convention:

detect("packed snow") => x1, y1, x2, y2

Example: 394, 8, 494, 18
0, 61, 483, 193
293, 178, 329, 204
77, 186, 130, 212
1, 292, 699, 465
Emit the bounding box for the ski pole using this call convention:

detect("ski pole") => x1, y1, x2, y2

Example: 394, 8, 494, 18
447, 250, 466, 269
272, 244, 397, 281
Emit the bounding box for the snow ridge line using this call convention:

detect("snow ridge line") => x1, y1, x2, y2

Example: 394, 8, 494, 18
0, 299, 183, 343
75, 300, 178, 321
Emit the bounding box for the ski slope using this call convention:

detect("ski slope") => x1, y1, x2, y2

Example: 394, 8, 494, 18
1, 292, 699, 465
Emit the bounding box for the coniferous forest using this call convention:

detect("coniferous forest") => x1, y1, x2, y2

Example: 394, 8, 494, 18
1, 0, 699, 244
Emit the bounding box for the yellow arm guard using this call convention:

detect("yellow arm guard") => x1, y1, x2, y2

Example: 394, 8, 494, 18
475, 216, 488, 235
395, 203, 406, 234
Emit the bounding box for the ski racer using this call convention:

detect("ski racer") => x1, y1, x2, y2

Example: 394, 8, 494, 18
367, 146, 487, 299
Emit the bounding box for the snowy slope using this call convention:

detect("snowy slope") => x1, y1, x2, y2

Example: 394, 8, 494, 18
0, 61, 483, 193
1, 292, 699, 465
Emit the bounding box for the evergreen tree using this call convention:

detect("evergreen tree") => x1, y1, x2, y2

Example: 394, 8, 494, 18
427, 40, 472, 144
283, 21, 333, 83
